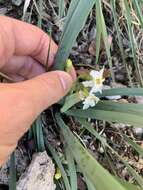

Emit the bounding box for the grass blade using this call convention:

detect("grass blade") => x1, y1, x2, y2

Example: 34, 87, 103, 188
61, 93, 81, 113
45, 141, 71, 190
122, 134, 143, 157
54, 0, 95, 70
111, 0, 133, 86
60, 0, 80, 41
9, 152, 16, 190
32, 115, 45, 152
66, 101, 143, 127
58, 0, 65, 18
100, 88, 143, 97
22, 0, 31, 20
65, 147, 77, 190
56, 113, 127, 190
96, 1, 114, 81
95, 4, 102, 64
77, 118, 143, 188
132, 1, 143, 28
118, 179, 143, 190
84, 174, 95, 190
124, 0, 143, 86
62, 88, 143, 112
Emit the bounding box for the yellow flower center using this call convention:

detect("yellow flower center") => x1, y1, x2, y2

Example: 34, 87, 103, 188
96, 78, 102, 85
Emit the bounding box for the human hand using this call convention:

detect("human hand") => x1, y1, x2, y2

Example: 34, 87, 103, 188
0, 16, 76, 165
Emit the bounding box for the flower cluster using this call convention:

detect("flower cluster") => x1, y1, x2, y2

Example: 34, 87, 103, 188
80, 68, 105, 110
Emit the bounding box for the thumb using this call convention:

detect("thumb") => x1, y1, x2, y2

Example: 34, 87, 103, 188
20, 70, 73, 115
0, 71, 73, 165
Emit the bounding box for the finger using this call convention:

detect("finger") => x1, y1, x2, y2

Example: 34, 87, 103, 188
1, 55, 45, 79
69, 65, 77, 81
20, 71, 73, 114
0, 16, 57, 69
0, 71, 73, 143
0, 71, 73, 165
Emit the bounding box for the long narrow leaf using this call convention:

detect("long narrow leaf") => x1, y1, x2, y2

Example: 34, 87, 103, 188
111, 0, 133, 86
132, 1, 143, 28
100, 88, 143, 97
124, 0, 143, 86
45, 141, 71, 190
66, 101, 143, 127
54, 0, 95, 70
56, 113, 126, 190
78, 118, 143, 188
96, 1, 115, 81
123, 134, 143, 157
32, 115, 45, 152
58, 0, 65, 18
9, 153, 16, 190
65, 147, 77, 190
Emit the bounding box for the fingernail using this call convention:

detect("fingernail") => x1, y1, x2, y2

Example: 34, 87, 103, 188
70, 66, 77, 82
58, 73, 72, 91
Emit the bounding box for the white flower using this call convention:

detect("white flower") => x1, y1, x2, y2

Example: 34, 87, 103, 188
83, 93, 99, 110
82, 68, 105, 94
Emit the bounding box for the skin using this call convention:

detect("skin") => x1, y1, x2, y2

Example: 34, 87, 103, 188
0, 16, 76, 166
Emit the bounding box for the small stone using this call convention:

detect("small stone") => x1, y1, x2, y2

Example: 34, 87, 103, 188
111, 123, 131, 129
115, 73, 125, 83
135, 96, 143, 104
12, 0, 23, 6
17, 151, 56, 190
133, 127, 143, 139
0, 8, 7, 15
99, 146, 104, 154
0, 148, 29, 185
89, 27, 96, 41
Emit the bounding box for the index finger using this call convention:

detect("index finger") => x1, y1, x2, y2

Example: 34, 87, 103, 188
0, 16, 57, 68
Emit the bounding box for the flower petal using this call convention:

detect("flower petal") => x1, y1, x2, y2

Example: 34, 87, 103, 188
100, 68, 104, 77
90, 70, 100, 78
82, 80, 93, 87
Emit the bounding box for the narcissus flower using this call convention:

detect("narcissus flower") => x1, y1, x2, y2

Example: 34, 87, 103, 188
82, 68, 105, 94
82, 93, 99, 110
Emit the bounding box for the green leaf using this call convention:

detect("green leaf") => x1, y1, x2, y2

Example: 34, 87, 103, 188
55, 113, 127, 190
45, 141, 71, 190
96, 1, 114, 81
123, 134, 143, 157
61, 93, 81, 113
95, 4, 102, 64
58, 0, 65, 18
32, 115, 45, 152
124, 0, 143, 86
117, 178, 143, 190
100, 88, 143, 97
9, 153, 16, 190
65, 147, 77, 190
66, 101, 143, 127
61, 0, 80, 39
62, 88, 143, 113
132, 1, 143, 28
77, 118, 143, 188
84, 174, 95, 190
54, 0, 95, 70
111, 0, 133, 86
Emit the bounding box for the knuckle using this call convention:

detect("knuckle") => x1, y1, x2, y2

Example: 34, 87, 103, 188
32, 32, 48, 63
